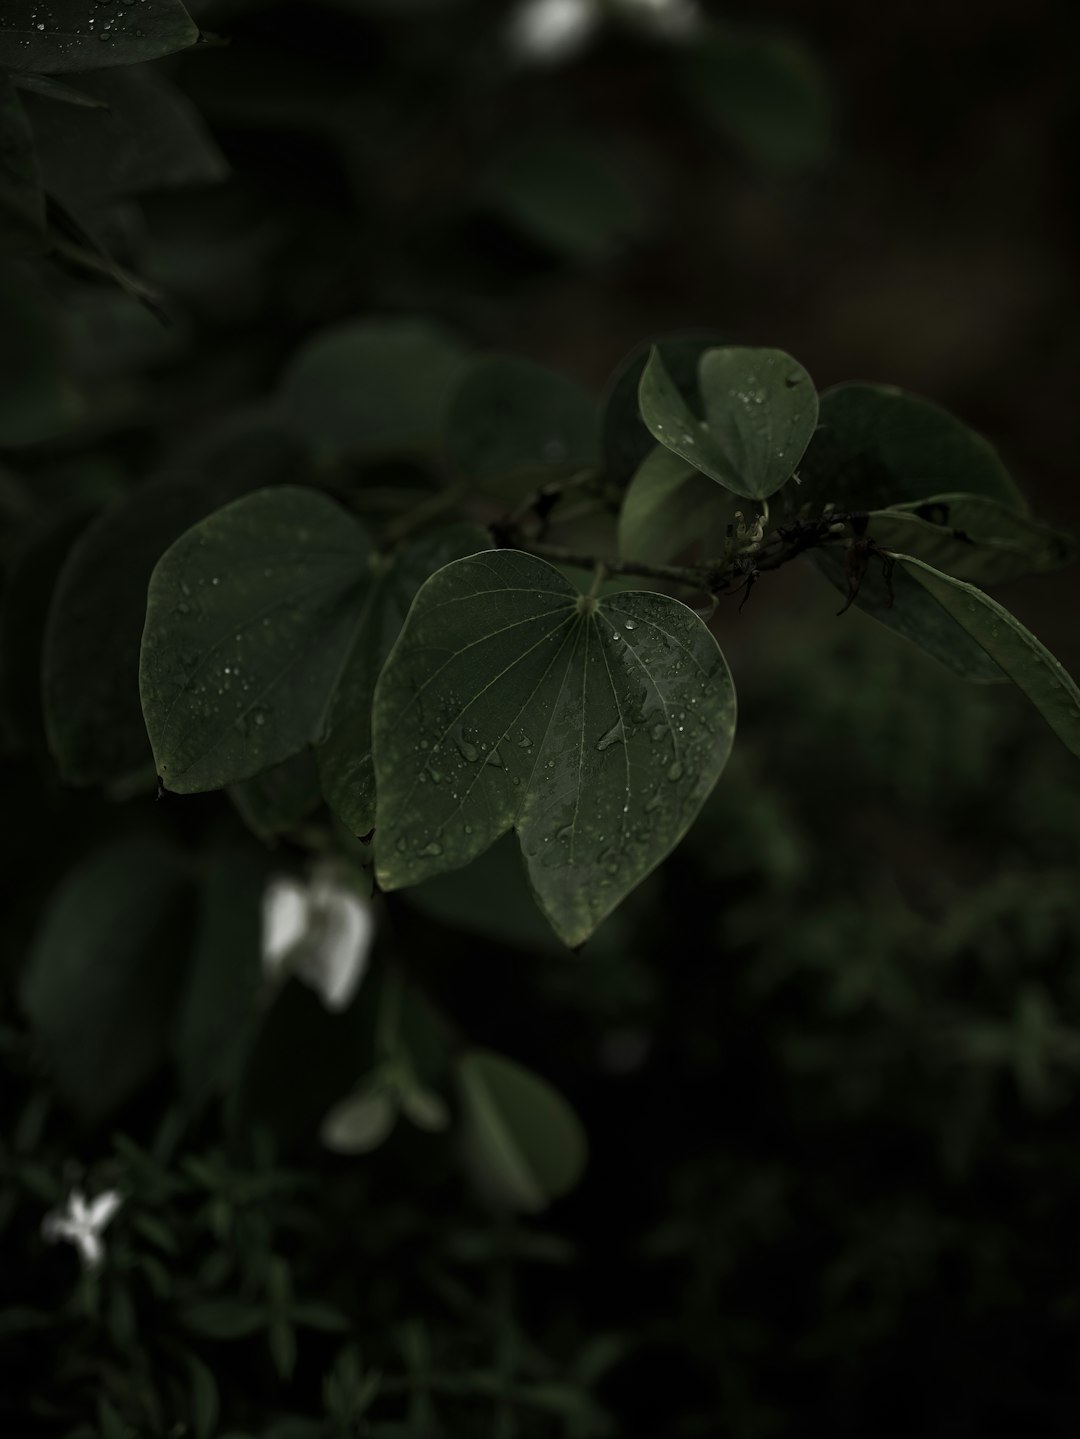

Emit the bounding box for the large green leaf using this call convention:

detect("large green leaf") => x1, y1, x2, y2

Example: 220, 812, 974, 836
0, 74, 44, 254
0, 1, 199, 74
865, 494, 1074, 587
44, 477, 219, 788
639, 345, 817, 500
456, 1049, 587, 1213
798, 382, 1024, 514
20, 836, 191, 1119
317, 524, 488, 838
618, 445, 738, 564
280, 319, 469, 460
897, 555, 1080, 757
445, 356, 598, 485
372, 550, 736, 946
140, 487, 372, 793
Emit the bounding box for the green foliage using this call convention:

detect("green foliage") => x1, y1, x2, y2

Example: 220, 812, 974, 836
0, 1, 199, 75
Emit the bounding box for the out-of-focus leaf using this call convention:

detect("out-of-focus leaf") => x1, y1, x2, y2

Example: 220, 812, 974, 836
618, 444, 737, 563
0, 1, 199, 75
0, 261, 83, 446
320, 1081, 397, 1155
686, 27, 833, 176
280, 318, 469, 460
230, 749, 323, 840
456, 1049, 587, 1212
0, 74, 45, 254
20, 836, 192, 1119
446, 356, 598, 484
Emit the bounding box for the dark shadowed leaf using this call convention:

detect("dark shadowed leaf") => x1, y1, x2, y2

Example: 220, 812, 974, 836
898, 555, 1080, 757
230, 749, 324, 840
866, 493, 1074, 586
372, 550, 736, 946
0, 261, 83, 446
618, 445, 738, 563
0, 74, 44, 254
446, 356, 598, 484
20, 836, 192, 1119
0, 1, 199, 75
43, 477, 220, 787
140, 487, 372, 793
317, 524, 488, 838
456, 1049, 587, 1213
320, 1081, 397, 1155
280, 319, 469, 460
640, 346, 817, 500
798, 382, 1024, 514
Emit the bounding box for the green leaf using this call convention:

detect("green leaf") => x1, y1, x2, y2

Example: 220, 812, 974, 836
445, 356, 598, 485
174, 845, 266, 1104
280, 319, 469, 460
484, 134, 645, 263
230, 749, 323, 840
372, 550, 736, 947
456, 1049, 587, 1213
639, 346, 817, 500
815, 547, 1006, 682
618, 445, 738, 564
686, 28, 833, 177
798, 382, 1024, 513
897, 555, 1080, 757
19, 836, 191, 1119
187, 1354, 220, 1439
181, 1300, 266, 1341
0, 1, 199, 75
140, 487, 372, 793
601, 333, 728, 490
44, 477, 221, 787
22, 66, 226, 222
0, 74, 44, 254
317, 524, 489, 837
11, 73, 111, 109
320, 1081, 398, 1155
864, 493, 1074, 586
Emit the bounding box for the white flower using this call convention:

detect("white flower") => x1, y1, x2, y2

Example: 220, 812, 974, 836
506, 0, 601, 66
42, 1188, 123, 1271
261, 868, 374, 1013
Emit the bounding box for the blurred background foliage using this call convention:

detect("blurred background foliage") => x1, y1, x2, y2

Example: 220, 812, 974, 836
3, 0, 1080, 1434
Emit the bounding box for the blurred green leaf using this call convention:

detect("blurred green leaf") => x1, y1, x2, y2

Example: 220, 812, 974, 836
0, 261, 83, 446
230, 749, 324, 840
20, 836, 191, 1119
0, 74, 45, 254
618, 444, 736, 563
640, 345, 818, 500
456, 1049, 587, 1213
0, 1, 199, 75
181, 1299, 266, 1340
320, 1080, 397, 1155
280, 318, 469, 460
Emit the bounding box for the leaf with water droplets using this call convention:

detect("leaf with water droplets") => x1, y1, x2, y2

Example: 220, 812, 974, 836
896, 555, 1080, 758
446, 355, 598, 489
372, 549, 736, 947
140, 487, 373, 793
0, 1, 199, 76
317, 523, 489, 838
456, 1048, 587, 1213
640, 345, 817, 500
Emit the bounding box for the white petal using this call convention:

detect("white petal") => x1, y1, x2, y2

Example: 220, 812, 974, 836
261, 876, 310, 975
300, 883, 374, 1013
86, 1189, 123, 1232
76, 1230, 104, 1269
506, 0, 600, 65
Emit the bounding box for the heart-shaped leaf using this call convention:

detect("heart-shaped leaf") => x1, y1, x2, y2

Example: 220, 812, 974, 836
372, 549, 736, 946
140, 487, 372, 793
897, 555, 1080, 757
456, 1049, 587, 1213
640, 345, 817, 500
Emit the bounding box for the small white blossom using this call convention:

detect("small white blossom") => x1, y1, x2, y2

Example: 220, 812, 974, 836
261, 868, 374, 1013
506, 0, 601, 66
42, 1188, 123, 1271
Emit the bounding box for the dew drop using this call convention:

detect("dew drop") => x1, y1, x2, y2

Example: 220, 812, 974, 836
624, 619, 637, 631
419, 840, 443, 858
